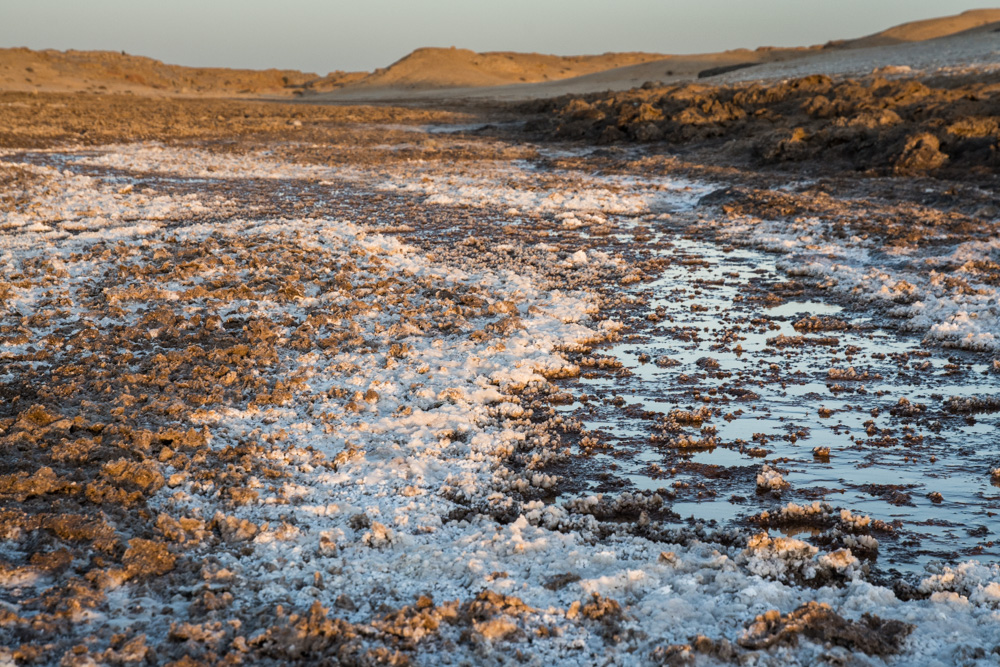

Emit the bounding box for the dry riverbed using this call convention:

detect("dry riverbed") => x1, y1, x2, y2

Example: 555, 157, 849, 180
1, 92, 999, 666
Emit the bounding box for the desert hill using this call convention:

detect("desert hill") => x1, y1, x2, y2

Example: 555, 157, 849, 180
2, 8, 999, 101
310, 8, 1000, 102
0, 45, 671, 97
307, 47, 809, 103
832, 8, 1000, 48
0, 47, 327, 96
346, 48, 671, 89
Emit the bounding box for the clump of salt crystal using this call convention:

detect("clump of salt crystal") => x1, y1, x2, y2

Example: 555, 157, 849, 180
756, 464, 789, 492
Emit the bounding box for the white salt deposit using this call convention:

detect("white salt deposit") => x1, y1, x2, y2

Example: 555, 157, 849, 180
3, 144, 999, 665
715, 213, 1000, 351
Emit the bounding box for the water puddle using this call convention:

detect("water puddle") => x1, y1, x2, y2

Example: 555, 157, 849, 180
560, 221, 1000, 575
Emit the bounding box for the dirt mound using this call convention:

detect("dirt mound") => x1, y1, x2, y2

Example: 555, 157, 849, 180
346, 47, 670, 90
298, 70, 369, 93
0, 47, 324, 96
739, 602, 913, 655
833, 8, 1000, 48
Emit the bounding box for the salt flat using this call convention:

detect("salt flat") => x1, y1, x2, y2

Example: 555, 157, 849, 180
2, 124, 999, 664
2, 9, 1000, 666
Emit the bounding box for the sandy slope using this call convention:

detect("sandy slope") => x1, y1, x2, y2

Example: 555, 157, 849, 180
0, 47, 331, 97
708, 26, 1000, 86
834, 7, 1000, 48
338, 8, 1000, 99
307, 47, 821, 103
351, 48, 672, 89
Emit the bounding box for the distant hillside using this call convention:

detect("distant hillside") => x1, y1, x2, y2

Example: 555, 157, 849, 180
0, 48, 323, 96
313, 8, 1000, 101
831, 8, 1000, 49
348, 48, 671, 89
3, 8, 999, 100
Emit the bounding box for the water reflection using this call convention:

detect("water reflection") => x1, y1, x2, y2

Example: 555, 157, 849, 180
562, 227, 1000, 573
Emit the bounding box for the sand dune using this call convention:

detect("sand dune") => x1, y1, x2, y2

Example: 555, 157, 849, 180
307, 50, 771, 103
309, 45, 844, 103
833, 8, 1000, 48
311, 46, 834, 102
348, 47, 671, 89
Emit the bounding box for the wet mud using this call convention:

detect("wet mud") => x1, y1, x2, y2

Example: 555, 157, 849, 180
523, 72, 1000, 181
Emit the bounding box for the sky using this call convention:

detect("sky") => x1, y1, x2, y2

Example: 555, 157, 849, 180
0, 1, 993, 74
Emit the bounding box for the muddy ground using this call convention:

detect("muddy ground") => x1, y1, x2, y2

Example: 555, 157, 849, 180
522, 72, 1000, 179
1, 79, 999, 666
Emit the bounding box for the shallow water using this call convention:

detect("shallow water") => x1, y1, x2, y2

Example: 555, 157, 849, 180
560, 222, 1000, 574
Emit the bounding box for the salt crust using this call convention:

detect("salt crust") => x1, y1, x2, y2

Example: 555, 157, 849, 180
70, 143, 1000, 351
2, 146, 999, 665
717, 214, 1000, 351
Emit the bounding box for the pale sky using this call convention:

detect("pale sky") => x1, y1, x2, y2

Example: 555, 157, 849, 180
0, 1, 993, 75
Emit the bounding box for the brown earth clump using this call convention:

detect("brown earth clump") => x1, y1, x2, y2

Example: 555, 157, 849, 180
738, 601, 913, 655
247, 591, 541, 664
122, 538, 176, 578
524, 72, 1000, 178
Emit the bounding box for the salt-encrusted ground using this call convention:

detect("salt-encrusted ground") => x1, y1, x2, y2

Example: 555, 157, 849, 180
715, 211, 1000, 352
2, 130, 1000, 667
